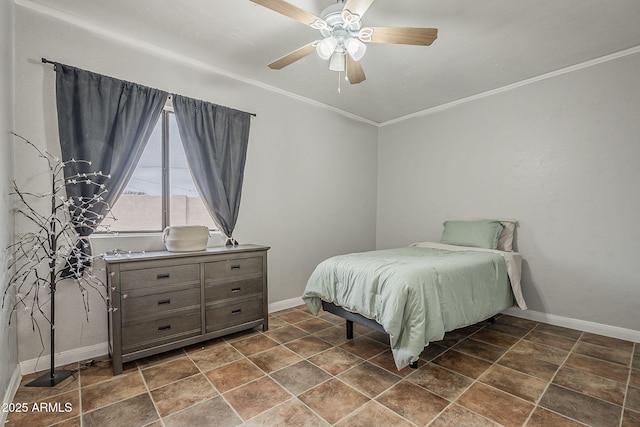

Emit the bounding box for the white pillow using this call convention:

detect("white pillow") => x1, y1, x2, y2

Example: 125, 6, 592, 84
496, 220, 516, 252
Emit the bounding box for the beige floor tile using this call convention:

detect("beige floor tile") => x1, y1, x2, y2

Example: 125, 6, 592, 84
307, 347, 364, 376
284, 335, 333, 358
299, 378, 369, 424
431, 403, 502, 427
433, 349, 492, 379
564, 352, 629, 383
376, 380, 449, 426
162, 396, 241, 427
368, 350, 415, 376
248, 345, 302, 373
539, 383, 622, 427
150, 374, 217, 417
230, 334, 280, 356
453, 337, 507, 362
479, 364, 548, 403
406, 361, 473, 400
245, 398, 329, 427
553, 365, 627, 405
338, 361, 402, 398
81, 370, 147, 412
524, 330, 578, 351
270, 360, 331, 395
526, 407, 588, 426
498, 351, 559, 381
204, 358, 264, 392
574, 341, 632, 366
457, 382, 534, 427
509, 340, 569, 365
471, 328, 520, 348
223, 376, 291, 421
189, 343, 244, 371
335, 400, 414, 427
140, 357, 200, 390
339, 336, 388, 359
82, 393, 158, 427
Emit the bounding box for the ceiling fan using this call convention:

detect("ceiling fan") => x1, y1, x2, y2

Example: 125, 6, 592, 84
250, 0, 438, 85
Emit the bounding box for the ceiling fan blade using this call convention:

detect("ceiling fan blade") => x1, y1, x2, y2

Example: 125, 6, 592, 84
363, 27, 438, 46
346, 55, 366, 84
268, 42, 317, 70
250, 0, 326, 28
343, 0, 375, 19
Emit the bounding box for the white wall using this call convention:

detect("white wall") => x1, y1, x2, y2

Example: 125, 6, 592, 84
377, 52, 640, 332
13, 6, 378, 363
0, 0, 18, 407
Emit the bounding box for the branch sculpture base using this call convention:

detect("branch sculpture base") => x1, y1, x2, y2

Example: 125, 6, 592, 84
25, 369, 74, 387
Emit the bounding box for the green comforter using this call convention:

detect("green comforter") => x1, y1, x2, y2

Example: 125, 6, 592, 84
302, 246, 514, 369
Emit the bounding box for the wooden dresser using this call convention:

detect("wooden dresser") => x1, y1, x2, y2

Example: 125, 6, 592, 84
104, 244, 269, 374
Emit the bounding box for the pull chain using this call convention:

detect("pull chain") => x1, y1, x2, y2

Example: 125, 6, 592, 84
338, 70, 342, 93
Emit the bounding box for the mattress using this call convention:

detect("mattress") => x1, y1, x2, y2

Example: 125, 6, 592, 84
302, 242, 526, 369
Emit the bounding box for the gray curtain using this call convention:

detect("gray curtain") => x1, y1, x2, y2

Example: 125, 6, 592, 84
56, 63, 168, 275
172, 95, 251, 246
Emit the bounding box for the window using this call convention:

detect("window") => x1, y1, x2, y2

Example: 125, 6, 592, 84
101, 109, 217, 232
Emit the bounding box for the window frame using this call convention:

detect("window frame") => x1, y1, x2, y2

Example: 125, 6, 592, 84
98, 104, 217, 234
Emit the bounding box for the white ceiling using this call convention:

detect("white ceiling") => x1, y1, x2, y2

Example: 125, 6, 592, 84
24, 0, 640, 124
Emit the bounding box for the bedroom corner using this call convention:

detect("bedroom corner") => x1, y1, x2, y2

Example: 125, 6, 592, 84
0, 0, 19, 421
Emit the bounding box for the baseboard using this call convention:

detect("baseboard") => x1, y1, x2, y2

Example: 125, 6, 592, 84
502, 307, 640, 343
19, 342, 109, 376
18, 299, 304, 374
1, 365, 22, 425
269, 296, 304, 314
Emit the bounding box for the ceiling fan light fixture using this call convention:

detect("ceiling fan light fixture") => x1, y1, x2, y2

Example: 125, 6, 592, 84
345, 37, 366, 61
316, 36, 338, 60
329, 51, 345, 71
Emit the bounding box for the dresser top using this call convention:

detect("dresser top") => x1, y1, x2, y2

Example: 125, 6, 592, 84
103, 244, 270, 264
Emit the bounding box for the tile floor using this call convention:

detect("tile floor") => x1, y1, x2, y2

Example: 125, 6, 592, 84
6, 306, 640, 427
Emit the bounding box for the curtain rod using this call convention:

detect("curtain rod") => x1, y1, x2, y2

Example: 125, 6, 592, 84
41, 58, 257, 117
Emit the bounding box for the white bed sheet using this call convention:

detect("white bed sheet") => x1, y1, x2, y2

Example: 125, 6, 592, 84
410, 241, 527, 310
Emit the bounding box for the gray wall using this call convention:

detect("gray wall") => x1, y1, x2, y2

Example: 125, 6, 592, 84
377, 52, 640, 331
0, 0, 18, 406
13, 6, 378, 363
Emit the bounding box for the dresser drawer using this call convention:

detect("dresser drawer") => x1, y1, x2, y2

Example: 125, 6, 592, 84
120, 264, 200, 293
122, 310, 201, 353
122, 287, 201, 321
206, 298, 263, 332
204, 257, 262, 283
205, 277, 262, 303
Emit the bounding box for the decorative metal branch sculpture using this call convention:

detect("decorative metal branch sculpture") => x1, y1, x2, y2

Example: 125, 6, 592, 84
2, 133, 116, 387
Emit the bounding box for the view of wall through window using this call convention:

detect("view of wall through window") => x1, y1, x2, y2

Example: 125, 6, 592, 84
101, 111, 217, 232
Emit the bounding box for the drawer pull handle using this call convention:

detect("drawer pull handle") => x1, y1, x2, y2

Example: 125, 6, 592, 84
158, 299, 171, 305
158, 325, 172, 332
157, 273, 170, 279
231, 288, 241, 293
231, 309, 242, 315
230, 265, 241, 270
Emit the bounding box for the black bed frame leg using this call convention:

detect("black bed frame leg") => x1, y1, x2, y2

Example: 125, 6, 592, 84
489, 316, 497, 324
409, 361, 418, 369
346, 320, 354, 339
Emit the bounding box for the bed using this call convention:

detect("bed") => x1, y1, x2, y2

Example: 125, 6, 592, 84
302, 220, 527, 370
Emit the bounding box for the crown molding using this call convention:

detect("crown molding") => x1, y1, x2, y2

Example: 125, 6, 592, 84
15, 0, 378, 127
379, 44, 640, 127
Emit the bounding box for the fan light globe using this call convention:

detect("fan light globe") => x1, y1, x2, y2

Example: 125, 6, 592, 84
345, 38, 366, 61
329, 51, 345, 71
316, 37, 338, 60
